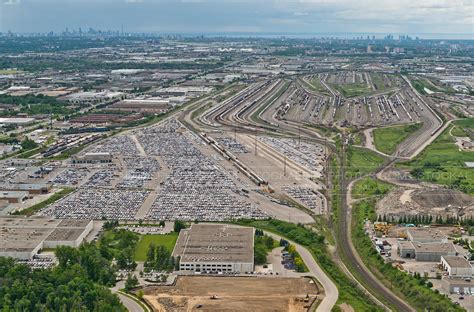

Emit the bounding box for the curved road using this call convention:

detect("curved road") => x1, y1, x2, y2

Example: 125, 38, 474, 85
338, 138, 414, 311
265, 231, 339, 312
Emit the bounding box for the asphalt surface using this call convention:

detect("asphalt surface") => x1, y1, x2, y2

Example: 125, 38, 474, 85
265, 231, 339, 312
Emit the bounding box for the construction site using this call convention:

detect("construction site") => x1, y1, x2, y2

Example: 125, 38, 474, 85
142, 276, 319, 312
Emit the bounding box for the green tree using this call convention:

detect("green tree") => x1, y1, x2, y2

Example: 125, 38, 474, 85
124, 274, 138, 291
173, 220, 186, 233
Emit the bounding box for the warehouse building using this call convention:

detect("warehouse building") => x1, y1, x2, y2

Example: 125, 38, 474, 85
441, 277, 474, 295
0, 191, 29, 203
406, 228, 448, 243
441, 256, 473, 277
172, 223, 254, 273
0, 216, 93, 259
1, 183, 52, 195
72, 152, 113, 164
398, 228, 457, 262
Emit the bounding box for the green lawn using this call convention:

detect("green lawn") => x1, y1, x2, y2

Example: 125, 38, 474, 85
373, 123, 422, 155
333, 83, 372, 98
346, 146, 386, 179
134, 233, 178, 261
352, 177, 393, 199
370, 73, 386, 92
398, 118, 474, 195
306, 79, 329, 95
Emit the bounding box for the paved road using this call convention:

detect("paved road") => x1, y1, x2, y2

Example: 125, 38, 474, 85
116, 292, 144, 312
264, 231, 339, 312
338, 138, 414, 312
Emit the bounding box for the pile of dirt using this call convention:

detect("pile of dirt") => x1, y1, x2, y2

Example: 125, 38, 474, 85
411, 189, 473, 208
377, 187, 474, 219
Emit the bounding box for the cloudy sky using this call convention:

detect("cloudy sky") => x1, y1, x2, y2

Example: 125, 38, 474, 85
0, 0, 473, 38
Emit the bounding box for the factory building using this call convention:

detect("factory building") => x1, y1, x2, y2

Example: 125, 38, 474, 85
441, 256, 473, 278
172, 224, 254, 273
398, 228, 458, 262
406, 228, 448, 243
72, 152, 113, 164
0, 216, 93, 259
1, 183, 52, 195
0, 191, 29, 203
441, 277, 474, 295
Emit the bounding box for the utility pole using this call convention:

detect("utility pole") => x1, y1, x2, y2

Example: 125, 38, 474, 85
254, 130, 258, 156
234, 119, 237, 140
298, 125, 301, 149
283, 156, 287, 177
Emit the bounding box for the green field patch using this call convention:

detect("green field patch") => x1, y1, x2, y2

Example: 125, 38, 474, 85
346, 146, 386, 178
134, 233, 178, 261
370, 73, 385, 92
333, 83, 372, 98
352, 177, 393, 199
399, 118, 474, 195
373, 123, 422, 155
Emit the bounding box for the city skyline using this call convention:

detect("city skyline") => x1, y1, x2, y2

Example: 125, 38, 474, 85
1, 0, 473, 39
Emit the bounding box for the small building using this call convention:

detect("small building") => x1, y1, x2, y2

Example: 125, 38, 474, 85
398, 241, 416, 258
172, 223, 254, 273
0, 191, 29, 203
441, 256, 473, 277
72, 152, 113, 164
441, 277, 474, 295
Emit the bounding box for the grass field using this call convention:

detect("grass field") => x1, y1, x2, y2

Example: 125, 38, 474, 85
373, 123, 422, 155
352, 177, 393, 199
134, 233, 178, 261
0, 69, 22, 74
306, 78, 329, 95
370, 73, 386, 92
333, 83, 372, 98
398, 118, 474, 195
346, 146, 386, 179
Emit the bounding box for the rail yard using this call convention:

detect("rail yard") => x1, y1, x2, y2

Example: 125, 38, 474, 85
0, 34, 472, 312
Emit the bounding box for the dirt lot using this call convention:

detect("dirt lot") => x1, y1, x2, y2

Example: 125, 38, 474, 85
142, 276, 319, 312
377, 187, 474, 219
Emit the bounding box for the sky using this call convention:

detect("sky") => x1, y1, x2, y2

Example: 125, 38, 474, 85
0, 0, 473, 38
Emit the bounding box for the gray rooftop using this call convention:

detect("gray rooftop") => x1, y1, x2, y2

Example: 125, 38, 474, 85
172, 224, 254, 263
442, 256, 472, 268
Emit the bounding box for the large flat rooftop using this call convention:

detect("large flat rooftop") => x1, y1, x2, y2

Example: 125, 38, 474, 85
442, 256, 472, 268
173, 224, 254, 263
0, 216, 92, 255
407, 228, 446, 242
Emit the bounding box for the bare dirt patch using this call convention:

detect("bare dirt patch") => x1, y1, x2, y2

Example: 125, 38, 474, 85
377, 187, 474, 219
142, 276, 319, 312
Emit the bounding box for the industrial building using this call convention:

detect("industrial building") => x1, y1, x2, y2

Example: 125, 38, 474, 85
441, 277, 474, 295
0, 191, 29, 203
441, 256, 473, 278
72, 152, 113, 164
0, 216, 92, 259
406, 228, 448, 243
172, 223, 254, 273
0, 183, 52, 195
398, 228, 458, 262
0, 117, 35, 127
